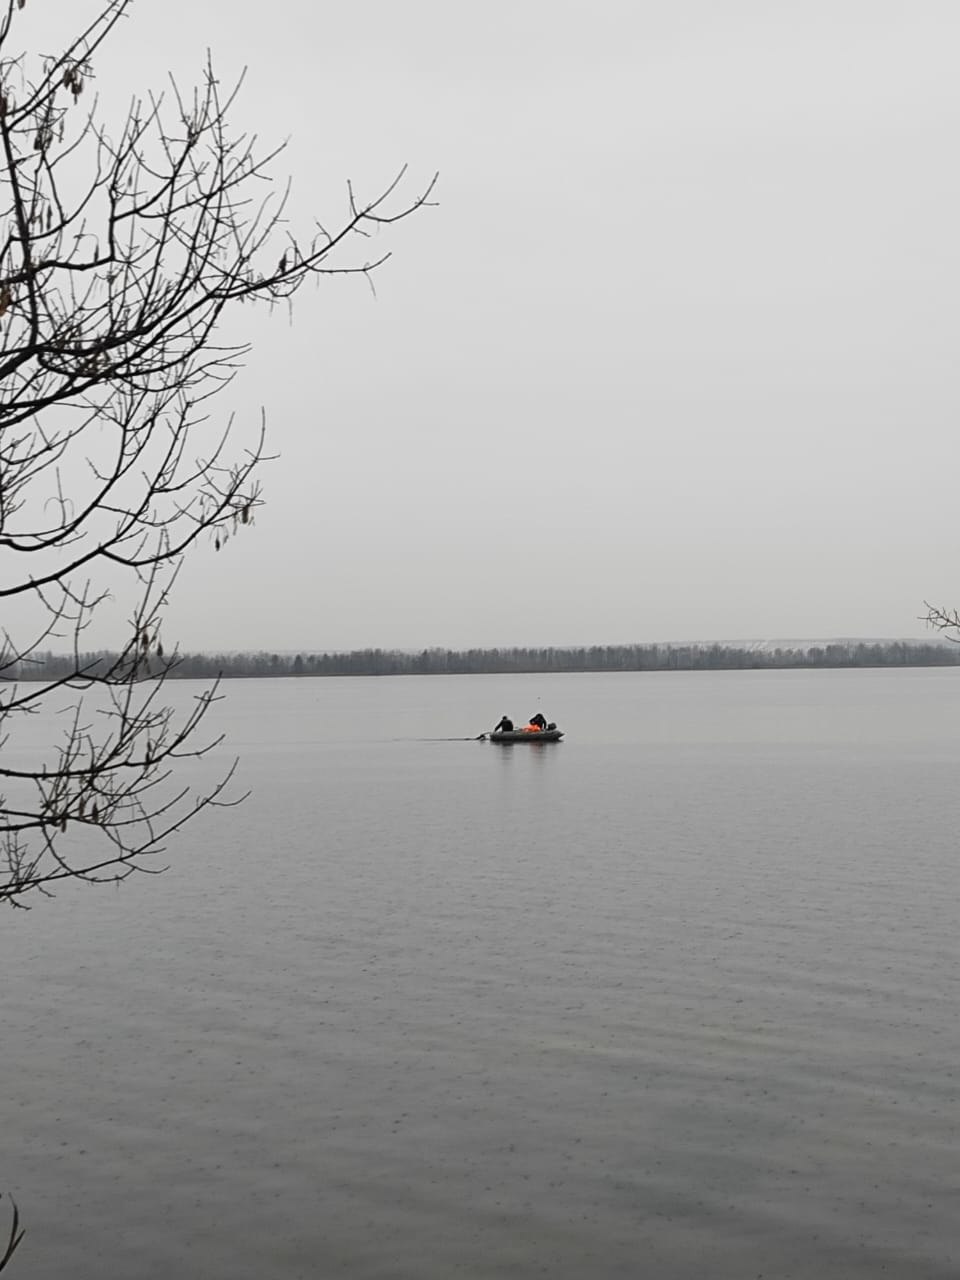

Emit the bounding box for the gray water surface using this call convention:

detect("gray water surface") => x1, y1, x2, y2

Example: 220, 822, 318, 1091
4, 669, 960, 1278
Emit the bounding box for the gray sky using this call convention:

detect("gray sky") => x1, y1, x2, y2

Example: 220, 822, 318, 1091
27, 2, 960, 650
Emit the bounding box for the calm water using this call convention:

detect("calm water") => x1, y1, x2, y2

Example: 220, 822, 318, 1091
4, 669, 960, 1278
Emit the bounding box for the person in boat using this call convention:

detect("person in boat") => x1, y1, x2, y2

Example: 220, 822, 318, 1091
528, 712, 548, 731
493, 715, 514, 733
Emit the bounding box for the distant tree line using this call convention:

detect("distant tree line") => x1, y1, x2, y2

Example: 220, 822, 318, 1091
8, 640, 960, 681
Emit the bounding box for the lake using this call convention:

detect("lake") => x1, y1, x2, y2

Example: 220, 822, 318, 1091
3, 668, 960, 1278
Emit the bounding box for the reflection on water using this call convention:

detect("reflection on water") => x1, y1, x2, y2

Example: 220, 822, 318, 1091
4, 670, 960, 1279
491, 738, 562, 761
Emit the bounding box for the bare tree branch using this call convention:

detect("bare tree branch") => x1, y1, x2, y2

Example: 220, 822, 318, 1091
922, 603, 960, 643
0, 1194, 23, 1273
0, 0, 436, 908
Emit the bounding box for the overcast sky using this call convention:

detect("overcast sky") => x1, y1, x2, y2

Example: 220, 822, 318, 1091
26, 1, 960, 650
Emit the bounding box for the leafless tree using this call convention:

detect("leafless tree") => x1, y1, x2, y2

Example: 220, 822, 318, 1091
0, 0, 435, 908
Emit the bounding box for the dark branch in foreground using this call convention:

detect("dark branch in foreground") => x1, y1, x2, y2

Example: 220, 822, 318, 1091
923, 603, 960, 642
0, 0, 434, 908
0, 1195, 23, 1274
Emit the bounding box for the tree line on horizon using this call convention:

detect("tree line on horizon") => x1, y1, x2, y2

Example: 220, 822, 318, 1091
9, 639, 960, 681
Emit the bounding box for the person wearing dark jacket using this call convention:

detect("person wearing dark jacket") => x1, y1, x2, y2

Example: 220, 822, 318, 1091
494, 715, 514, 733
529, 712, 548, 730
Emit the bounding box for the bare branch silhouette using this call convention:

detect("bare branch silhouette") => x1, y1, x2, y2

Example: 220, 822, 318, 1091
0, 1195, 23, 1273
922, 603, 960, 642
0, 0, 436, 908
